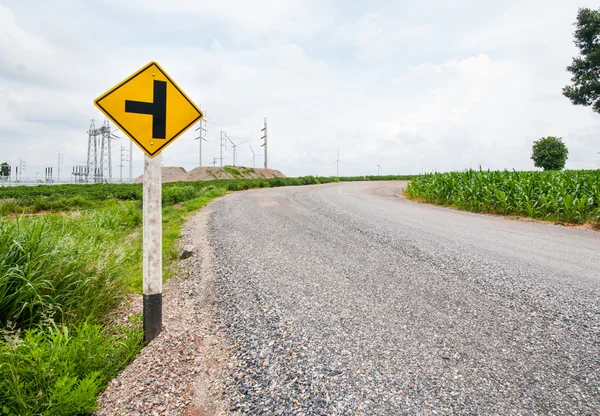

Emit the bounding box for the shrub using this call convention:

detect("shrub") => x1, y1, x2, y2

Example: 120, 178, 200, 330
0, 318, 143, 415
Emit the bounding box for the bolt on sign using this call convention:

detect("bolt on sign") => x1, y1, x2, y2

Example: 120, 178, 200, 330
94, 61, 203, 157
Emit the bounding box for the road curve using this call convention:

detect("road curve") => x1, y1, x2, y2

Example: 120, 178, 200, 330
205, 181, 600, 415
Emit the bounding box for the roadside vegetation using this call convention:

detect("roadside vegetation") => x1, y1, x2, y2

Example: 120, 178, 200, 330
0, 202, 144, 415
0, 174, 411, 414
406, 169, 600, 226
0, 176, 338, 215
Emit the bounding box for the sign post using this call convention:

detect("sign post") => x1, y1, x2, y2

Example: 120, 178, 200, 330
94, 61, 203, 342
142, 154, 162, 341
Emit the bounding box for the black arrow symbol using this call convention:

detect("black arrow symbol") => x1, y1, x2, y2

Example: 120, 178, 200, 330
125, 80, 167, 139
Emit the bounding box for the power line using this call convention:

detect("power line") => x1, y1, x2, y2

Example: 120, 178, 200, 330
206, 119, 258, 133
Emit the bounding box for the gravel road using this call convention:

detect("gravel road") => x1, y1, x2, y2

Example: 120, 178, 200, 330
207, 181, 600, 415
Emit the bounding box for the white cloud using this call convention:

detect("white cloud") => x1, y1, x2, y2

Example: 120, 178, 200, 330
1, 0, 600, 180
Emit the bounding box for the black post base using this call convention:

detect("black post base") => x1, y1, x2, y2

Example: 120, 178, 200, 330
143, 293, 162, 343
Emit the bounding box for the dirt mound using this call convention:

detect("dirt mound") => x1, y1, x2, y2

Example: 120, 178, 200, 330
133, 166, 188, 184
134, 166, 286, 184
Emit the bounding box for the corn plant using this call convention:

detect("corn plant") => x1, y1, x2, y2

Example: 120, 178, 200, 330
406, 169, 600, 225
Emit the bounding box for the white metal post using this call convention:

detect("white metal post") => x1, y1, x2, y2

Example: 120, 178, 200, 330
143, 154, 162, 342
129, 140, 133, 182
263, 117, 267, 169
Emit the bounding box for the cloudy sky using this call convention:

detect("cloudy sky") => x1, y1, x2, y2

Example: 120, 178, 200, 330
1, 0, 598, 180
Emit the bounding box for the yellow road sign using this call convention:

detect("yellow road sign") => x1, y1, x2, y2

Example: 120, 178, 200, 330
94, 61, 203, 157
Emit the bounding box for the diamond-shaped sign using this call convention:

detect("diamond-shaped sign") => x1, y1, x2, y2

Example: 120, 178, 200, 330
94, 61, 203, 157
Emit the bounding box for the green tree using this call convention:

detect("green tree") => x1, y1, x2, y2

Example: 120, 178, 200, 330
563, 8, 600, 113
0, 162, 9, 177
531, 136, 569, 171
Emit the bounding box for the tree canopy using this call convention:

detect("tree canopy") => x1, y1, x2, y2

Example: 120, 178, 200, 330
531, 137, 569, 171
563, 8, 600, 113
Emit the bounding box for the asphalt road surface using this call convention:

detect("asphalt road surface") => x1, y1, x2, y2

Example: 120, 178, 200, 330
206, 181, 600, 415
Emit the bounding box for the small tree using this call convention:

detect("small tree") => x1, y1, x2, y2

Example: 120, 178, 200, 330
531, 136, 569, 171
0, 162, 9, 177
563, 8, 600, 113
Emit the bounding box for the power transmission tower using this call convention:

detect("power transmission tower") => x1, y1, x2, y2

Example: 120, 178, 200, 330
86, 119, 118, 183
195, 111, 208, 167
334, 147, 343, 177
261, 117, 268, 169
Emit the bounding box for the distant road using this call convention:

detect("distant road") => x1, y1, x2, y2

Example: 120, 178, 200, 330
206, 181, 600, 415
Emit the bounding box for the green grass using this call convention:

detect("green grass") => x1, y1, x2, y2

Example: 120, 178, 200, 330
406, 169, 600, 225
223, 166, 242, 177
161, 186, 227, 283
0, 202, 144, 415
0, 184, 235, 414
0, 318, 142, 416
0, 175, 413, 215
0, 203, 141, 330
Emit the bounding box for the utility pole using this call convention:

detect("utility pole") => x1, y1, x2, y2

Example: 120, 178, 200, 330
195, 110, 207, 168
261, 117, 268, 169
220, 130, 224, 167
129, 140, 133, 182
19, 159, 25, 182
57, 154, 63, 183
120, 146, 129, 183
212, 157, 217, 167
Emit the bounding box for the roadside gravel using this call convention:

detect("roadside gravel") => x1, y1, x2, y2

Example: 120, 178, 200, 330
209, 181, 600, 415
95, 211, 229, 416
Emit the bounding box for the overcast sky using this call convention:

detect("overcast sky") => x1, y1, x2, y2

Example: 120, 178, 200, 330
1, 0, 599, 180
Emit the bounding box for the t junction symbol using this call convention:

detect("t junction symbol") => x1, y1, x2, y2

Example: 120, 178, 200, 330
125, 80, 167, 139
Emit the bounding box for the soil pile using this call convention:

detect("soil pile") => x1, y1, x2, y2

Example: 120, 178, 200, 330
134, 166, 286, 184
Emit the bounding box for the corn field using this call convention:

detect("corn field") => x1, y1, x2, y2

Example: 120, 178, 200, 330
405, 169, 600, 225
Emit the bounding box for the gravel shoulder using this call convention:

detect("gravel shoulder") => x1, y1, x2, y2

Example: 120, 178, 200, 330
95, 209, 230, 416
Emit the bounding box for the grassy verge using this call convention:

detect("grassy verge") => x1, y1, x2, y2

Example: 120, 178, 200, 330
0, 202, 144, 415
0, 185, 229, 415
0, 174, 416, 215
0, 176, 337, 215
